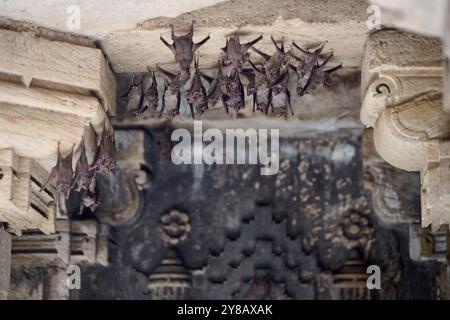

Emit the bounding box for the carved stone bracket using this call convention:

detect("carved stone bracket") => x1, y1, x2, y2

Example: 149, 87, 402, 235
361, 30, 450, 231
0, 28, 116, 235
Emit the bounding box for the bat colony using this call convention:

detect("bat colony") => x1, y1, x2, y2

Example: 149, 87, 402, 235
41, 123, 116, 215
125, 22, 342, 119
44, 23, 341, 214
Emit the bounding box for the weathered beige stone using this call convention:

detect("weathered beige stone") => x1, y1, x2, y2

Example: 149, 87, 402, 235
0, 149, 56, 235
0, 29, 116, 114
11, 219, 108, 267
0, 225, 11, 300
361, 30, 450, 231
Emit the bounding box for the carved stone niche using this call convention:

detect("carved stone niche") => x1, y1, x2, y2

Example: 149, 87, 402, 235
361, 29, 450, 232
0, 28, 116, 232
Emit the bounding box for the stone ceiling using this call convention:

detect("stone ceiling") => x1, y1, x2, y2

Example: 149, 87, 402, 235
0, 0, 370, 73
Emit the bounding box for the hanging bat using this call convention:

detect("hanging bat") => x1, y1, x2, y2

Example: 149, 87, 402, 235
186, 57, 208, 118
140, 68, 159, 113
290, 41, 326, 78
222, 33, 263, 70
207, 60, 245, 113
72, 136, 93, 192
124, 75, 143, 117
252, 36, 291, 87
290, 41, 329, 95
160, 22, 210, 84
89, 122, 116, 177
241, 61, 272, 114
268, 71, 294, 117
298, 53, 342, 96
41, 142, 75, 199
157, 65, 181, 118
79, 190, 99, 214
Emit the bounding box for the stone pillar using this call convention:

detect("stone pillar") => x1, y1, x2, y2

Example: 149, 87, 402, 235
0, 224, 11, 300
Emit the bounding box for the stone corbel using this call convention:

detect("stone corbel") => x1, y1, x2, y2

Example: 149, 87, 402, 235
361, 30, 450, 231
0, 28, 116, 233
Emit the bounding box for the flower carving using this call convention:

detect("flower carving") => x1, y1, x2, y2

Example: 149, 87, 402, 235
159, 209, 191, 245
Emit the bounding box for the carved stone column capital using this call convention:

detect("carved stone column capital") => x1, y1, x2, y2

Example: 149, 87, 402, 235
361, 30, 450, 231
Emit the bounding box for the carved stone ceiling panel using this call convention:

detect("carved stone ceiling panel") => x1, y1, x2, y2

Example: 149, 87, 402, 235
76, 126, 448, 300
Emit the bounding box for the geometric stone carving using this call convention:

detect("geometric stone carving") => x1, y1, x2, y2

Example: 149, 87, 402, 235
361, 30, 450, 231
0, 148, 56, 235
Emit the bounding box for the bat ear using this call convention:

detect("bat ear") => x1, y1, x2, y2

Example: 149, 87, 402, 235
270, 35, 282, 52
57, 141, 62, 160
315, 41, 328, 54
187, 21, 194, 37
170, 24, 178, 40
320, 52, 334, 68
195, 56, 199, 69
326, 63, 343, 74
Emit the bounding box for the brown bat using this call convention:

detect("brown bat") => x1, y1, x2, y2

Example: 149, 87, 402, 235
290, 41, 326, 78
160, 22, 210, 84
141, 68, 159, 113
72, 136, 93, 192
79, 190, 99, 214
186, 57, 208, 118
241, 61, 272, 114
124, 75, 143, 117
268, 71, 294, 117
221, 33, 263, 70
298, 53, 342, 96
290, 41, 329, 95
41, 142, 75, 199
207, 60, 245, 113
252, 36, 291, 87
89, 122, 116, 177
157, 65, 181, 118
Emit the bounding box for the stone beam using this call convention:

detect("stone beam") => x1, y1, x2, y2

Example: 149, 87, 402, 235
0, 29, 116, 115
